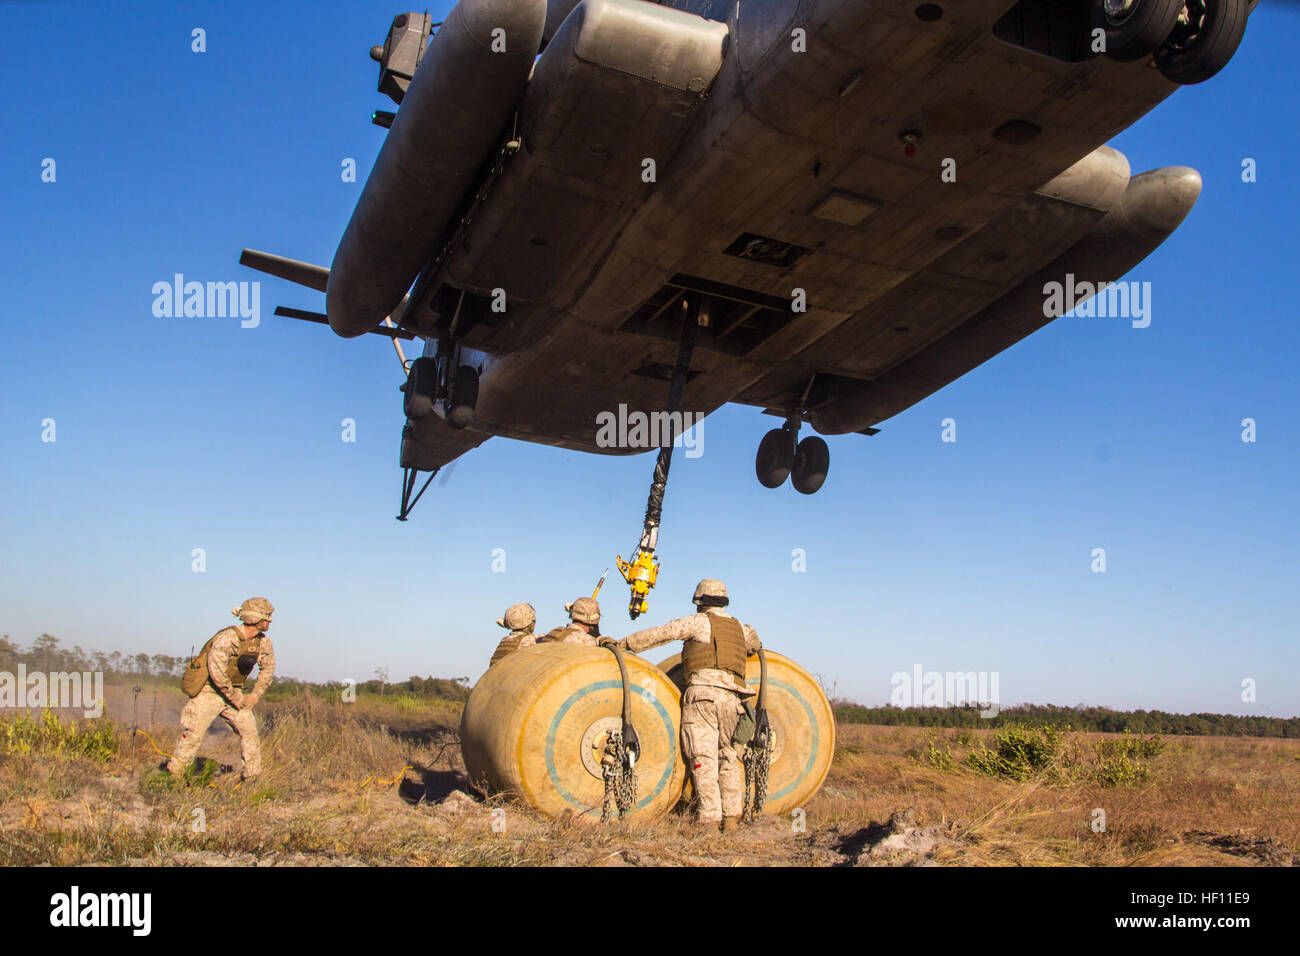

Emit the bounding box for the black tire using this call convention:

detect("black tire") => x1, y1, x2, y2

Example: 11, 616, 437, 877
791, 436, 830, 495
403, 356, 437, 419
446, 365, 479, 430
1155, 0, 1248, 85
1094, 0, 1184, 62
756, 429, 795, 488
398, 424, 418, 470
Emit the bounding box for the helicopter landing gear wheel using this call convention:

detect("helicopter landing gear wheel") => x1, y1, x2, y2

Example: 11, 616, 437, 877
402, 356, 438, 419
756, 428, 795, 489
1094, 0, 1184, 62
446, 365, 479, 429
1154, 0, 1248, 85
790, 437, 830, 495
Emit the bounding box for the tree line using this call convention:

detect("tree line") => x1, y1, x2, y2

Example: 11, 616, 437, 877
833, 701, 1300, 738
262, 676, 471, 703
0, 634, 190, 678
0, 634, 470, 703
6, 635, 1292, 733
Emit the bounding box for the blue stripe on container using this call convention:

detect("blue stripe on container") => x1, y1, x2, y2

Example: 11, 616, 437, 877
545, 680, 678, 815
748, 676, 819, 801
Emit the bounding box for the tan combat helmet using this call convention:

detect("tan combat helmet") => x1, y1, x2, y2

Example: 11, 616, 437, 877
232, 597, 275, 625
692, 579, 729, 607
564, 596, 601, 625
497, 602, 536, 631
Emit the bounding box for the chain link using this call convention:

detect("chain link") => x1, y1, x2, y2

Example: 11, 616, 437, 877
742, 730, 772, 823
601, 729, 638, 823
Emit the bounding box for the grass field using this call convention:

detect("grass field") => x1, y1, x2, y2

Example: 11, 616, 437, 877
1, 683, 1296, 866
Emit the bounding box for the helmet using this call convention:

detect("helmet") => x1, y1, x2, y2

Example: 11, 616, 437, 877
692, 579, 729, 606
232, 597, 275, 624
497, 602, 535, 630
564, 596, 601, 624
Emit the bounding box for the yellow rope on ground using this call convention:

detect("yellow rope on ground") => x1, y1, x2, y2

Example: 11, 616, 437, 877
133, 728, 175, 761
133, 729, 218, 787
360, 765, 413, 790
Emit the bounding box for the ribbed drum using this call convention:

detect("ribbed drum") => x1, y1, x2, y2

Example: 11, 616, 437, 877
461, 643, 686, 818
658, 650, 835, 816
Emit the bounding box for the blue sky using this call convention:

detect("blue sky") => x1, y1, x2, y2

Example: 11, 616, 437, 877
1, 1, 1296, 716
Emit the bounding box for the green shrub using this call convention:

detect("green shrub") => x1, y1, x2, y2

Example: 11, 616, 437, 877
1093, 731, 1164, 787
139, 758, 219, 793
0, 710, 118, 761
966, 724, 1069, 781
924, 740, 957, 771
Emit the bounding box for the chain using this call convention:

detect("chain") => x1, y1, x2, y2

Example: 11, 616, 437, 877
742, 731, 772, 823
601, 729, 638, 822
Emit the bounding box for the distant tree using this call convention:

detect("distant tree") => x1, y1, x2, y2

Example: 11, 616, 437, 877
374, 667, 388, 695
32, 633, 60, 671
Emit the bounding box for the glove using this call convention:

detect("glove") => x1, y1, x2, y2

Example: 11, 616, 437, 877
227, 689, 247, 709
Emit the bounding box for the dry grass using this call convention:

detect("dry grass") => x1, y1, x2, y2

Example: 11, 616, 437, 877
1, 690, 1296, 866
820, 724, 1300, 866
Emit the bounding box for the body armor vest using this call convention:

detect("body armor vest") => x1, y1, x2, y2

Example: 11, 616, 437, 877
181, 627, 261, 697
682, 615, 747, 683
229, 633, 262, 688
490, 631, 531, 666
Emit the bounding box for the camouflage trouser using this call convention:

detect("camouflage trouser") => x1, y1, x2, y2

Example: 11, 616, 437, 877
680, 685, 745, 824
166, 685, 261, 778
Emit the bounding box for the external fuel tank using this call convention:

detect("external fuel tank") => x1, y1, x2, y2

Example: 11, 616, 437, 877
327, 0, 548, 337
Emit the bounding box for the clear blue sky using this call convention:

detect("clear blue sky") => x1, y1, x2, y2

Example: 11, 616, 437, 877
1, 1, 1296, 717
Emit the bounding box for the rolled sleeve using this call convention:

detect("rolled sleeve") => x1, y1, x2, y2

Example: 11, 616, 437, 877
249, 638, 275, 699
624, 615, 708, 655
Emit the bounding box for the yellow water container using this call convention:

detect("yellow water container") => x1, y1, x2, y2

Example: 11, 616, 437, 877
460, 643, 686, 819
658, 650, 835, 815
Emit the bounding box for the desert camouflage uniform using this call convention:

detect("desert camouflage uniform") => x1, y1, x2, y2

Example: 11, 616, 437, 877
490, 603, 538, 667
490, 628, 537, 665
623, 606, 760, 824
167, 625, 275, 780
536, 596, 601, 646
537, 622, 598, 646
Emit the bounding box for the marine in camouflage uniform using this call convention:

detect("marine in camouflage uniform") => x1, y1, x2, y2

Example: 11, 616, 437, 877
618, 579, 760, 829
490, 602, 537, 667
167, 597, 277, 781
537, 596, 601, 646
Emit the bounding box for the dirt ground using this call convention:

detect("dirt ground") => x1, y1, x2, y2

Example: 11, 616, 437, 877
1, 688, 1297, 866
